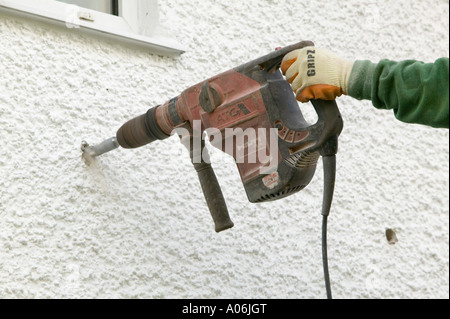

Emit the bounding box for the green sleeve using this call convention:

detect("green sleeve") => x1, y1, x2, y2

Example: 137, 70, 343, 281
347, 58, 449, 128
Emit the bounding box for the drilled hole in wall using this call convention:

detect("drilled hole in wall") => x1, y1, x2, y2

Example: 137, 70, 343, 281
385, 228, 398, 245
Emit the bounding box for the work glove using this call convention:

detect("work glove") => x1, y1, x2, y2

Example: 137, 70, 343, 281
281, 47, 355, 102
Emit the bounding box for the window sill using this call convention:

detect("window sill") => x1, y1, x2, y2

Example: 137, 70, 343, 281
0, 0, 186, 56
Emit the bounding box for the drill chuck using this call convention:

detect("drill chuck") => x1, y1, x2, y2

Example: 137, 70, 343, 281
116, 106, 169, 149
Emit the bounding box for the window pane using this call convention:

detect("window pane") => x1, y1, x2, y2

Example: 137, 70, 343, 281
57, 0, 117, 15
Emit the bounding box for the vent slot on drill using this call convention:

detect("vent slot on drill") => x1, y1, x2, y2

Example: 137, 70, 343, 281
255, 185, 306, 202
284, 150, 320, 168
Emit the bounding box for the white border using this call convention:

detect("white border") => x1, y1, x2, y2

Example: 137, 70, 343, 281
0, 0, 186, 56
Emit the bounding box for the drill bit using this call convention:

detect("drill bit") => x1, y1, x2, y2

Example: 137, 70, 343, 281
81, 137, 119, 165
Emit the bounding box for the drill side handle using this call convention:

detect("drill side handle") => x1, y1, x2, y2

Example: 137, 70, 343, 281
116, 106, 233, 232
184, 137, 234, 233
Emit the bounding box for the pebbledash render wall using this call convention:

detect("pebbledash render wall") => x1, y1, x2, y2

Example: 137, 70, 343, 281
0, 0, 448, 299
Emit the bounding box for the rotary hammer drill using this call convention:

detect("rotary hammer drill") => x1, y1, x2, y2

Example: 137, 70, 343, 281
82, 40, 343, 298
110, 40, 342, 231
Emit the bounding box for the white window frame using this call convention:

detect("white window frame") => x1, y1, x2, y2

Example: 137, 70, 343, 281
0, 0, 186, 56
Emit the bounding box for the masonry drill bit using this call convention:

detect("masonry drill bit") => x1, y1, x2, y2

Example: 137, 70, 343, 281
81, 137, 119, 165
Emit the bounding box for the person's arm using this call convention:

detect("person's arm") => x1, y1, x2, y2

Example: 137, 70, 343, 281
281, 47, 449, 129
348, 58, 449, 128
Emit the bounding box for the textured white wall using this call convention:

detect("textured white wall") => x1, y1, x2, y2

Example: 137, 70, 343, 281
0, 0, 448, 299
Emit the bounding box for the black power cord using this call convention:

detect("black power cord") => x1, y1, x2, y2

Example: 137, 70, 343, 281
320, 149, 337, 299
322, 214, 332, 299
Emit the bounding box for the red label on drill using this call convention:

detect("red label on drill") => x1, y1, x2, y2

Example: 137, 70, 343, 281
262, 171, 279, 189
203, 98, 259, 131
